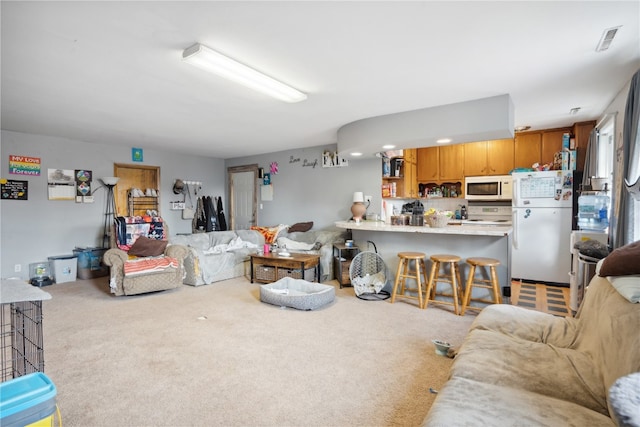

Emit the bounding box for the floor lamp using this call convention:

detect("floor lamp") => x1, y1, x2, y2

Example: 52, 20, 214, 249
101, 177, 119, 248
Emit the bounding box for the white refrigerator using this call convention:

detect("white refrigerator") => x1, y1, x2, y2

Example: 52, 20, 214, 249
512, 170, 574, 284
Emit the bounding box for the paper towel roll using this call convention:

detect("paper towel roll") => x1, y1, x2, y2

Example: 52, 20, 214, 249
385, 202, 394, 223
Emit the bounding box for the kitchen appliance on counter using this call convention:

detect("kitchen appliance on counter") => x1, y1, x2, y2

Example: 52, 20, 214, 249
465, 175, 512, 201
512, 170, 574, 285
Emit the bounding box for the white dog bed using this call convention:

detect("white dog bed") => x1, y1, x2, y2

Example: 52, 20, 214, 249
260, 277, 335, 310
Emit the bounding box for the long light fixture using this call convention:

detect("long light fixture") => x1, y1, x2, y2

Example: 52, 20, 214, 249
182, 43, 307, 103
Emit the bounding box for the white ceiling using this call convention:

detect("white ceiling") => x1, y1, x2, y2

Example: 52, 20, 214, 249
2, 1, 639, 159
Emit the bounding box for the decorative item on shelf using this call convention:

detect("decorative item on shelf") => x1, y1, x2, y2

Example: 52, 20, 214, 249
351, 192, 367, 223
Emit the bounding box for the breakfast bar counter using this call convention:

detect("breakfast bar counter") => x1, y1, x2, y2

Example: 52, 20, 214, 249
335, 220, 513, 305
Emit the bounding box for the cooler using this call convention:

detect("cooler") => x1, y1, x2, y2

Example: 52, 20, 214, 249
0, 372, 58, 427
47, 255, 78, 284
73, 247, 108, 279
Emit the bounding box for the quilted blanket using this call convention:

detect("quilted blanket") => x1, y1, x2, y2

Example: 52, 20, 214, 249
124, 256, 178, 276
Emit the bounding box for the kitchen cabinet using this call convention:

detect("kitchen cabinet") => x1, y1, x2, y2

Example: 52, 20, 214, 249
463, 139, 514, 176
541, 128, 572, 166
417, 146, 438, 181
572, 121, 596, 171
438, 144, 464, 181
514, 132, 542, 169
381, 149, 417, 198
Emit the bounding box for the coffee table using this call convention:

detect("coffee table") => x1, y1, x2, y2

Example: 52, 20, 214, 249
249, 252, 320, 284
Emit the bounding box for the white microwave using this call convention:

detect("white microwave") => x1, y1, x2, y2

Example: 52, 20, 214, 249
465, 175, 513, 201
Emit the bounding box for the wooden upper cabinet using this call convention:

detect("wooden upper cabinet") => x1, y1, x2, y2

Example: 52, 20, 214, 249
573, 121, 596, 171
514, 132, 542, 169
403, 149, 418, 197
487, 139, 515, 175
417, 146, 439, 181
438, 144, 464, 181
463, 141, 487, 176
463, 139, 514, 176
541, 128, 571, 166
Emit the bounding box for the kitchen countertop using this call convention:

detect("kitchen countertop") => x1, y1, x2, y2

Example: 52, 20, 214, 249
335, 220, 512, 237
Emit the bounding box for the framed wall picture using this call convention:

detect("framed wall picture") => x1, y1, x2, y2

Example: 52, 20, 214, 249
132, 148, 143, 162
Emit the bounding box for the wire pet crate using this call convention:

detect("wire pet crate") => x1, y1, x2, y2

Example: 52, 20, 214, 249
1, 300, 45, 382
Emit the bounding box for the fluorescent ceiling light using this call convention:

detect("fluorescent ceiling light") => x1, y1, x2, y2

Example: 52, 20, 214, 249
182, 43, 307, 103
382, 144, 396, 149
436, 138, 452, 144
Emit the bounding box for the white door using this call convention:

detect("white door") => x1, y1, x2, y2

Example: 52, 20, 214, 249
228, 166, 258, 230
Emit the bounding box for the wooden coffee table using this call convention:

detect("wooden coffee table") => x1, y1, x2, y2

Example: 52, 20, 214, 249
249, 252, 320, 284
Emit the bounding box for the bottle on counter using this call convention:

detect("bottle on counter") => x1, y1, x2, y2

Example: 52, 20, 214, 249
461, 205, 467, 220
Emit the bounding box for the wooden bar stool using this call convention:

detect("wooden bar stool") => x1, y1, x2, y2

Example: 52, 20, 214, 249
425, 254, 463, 314
390, 252, 428, 308
461, 257, 502, 315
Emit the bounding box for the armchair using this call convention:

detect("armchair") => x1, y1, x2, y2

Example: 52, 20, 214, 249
103, 218, 188, 296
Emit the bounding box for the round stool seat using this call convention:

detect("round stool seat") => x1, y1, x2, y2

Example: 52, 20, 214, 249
467, 257, 500, 267
398, 252, 427, 260
430, 254, 461, 263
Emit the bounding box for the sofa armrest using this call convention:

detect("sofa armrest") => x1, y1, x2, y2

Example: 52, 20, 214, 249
166, 244, 188, 260
103, 248, 128, 267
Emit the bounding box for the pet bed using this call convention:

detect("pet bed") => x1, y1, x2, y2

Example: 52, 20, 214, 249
260, 277, 335, 310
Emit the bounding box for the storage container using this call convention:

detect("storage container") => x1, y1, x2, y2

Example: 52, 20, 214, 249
48, 254, 78, 283
73, 247, 108, 279
276, 267, 316, 281
577, 194, 610, 231
0, 372, 57, 427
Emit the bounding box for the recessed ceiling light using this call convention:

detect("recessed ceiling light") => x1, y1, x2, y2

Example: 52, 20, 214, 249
382, 145, 395, 149
515, 126, 531, 132
596, 26, 621, 52
436, 138, 452, 144
351, 152, 363, 156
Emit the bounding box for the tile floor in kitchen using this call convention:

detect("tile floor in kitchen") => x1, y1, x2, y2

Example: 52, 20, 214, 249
510, 281, 572, 317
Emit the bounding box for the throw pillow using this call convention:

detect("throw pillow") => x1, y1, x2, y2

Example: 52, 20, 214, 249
128, 236, 168, 257
251, 225, 286, 244
608, 276, 640, 303
288, 221, 313, 233
598, 240, 640, 277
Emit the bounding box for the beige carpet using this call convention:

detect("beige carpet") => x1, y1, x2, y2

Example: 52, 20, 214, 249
41, 276, 475, 427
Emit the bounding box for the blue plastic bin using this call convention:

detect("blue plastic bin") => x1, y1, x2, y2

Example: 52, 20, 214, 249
0, 372, 57, 427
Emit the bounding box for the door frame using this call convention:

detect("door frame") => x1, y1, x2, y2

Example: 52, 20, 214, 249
227, 164, 259, 230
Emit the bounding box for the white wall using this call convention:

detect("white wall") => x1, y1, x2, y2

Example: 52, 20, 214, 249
0, 130, 225, 279
224, 145, 381, 230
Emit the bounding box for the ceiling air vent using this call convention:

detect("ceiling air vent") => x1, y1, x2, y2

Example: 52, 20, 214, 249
596, 26, 621, 52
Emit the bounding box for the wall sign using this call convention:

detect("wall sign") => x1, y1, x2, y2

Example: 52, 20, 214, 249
1, 179, 28, 200
9, 155, 41, 176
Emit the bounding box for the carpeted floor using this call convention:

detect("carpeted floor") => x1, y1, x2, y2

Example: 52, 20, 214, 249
37, 276, 475, 427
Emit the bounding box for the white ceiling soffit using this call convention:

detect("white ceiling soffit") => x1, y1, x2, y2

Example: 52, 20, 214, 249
1, 1, 639, 159
337, 95, 514, 156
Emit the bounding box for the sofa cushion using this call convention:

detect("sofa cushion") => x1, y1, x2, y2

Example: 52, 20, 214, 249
424, 377, 615, 427
288, 221, 313, 233
598, 240, 640, 277
127, 236, 168, 257
171, 233, 210, 251
452, 328, 608, 415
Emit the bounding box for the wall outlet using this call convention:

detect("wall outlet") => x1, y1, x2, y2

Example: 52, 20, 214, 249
365, 195, 372, 204
14, 264, 21, 273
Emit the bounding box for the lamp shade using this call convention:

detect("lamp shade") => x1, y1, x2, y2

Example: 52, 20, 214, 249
101, 177, 120, 186
353, 192, 364, 203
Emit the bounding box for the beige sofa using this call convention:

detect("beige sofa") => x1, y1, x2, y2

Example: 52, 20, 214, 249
169, 228, 347, 286
424, 272, 640, 426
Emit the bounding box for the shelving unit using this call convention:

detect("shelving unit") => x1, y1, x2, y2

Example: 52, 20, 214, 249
333, 244, 360, 288
128, 191, 159, 217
